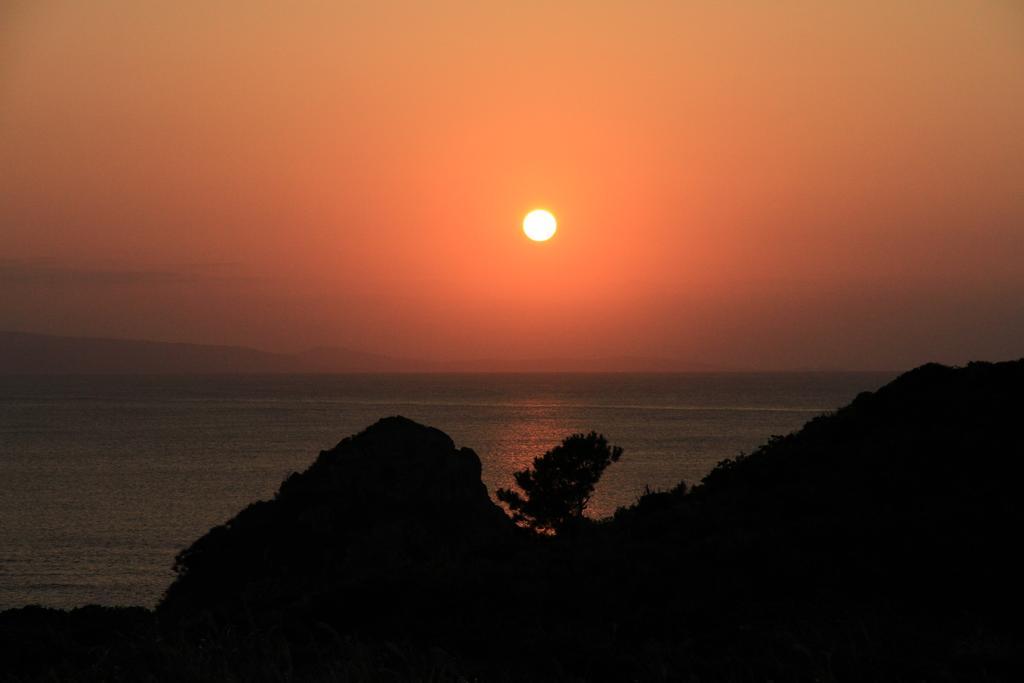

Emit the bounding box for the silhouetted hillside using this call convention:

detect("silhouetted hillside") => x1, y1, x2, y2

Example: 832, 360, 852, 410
597, 360, 1024, 678
1, 360, 1022, 681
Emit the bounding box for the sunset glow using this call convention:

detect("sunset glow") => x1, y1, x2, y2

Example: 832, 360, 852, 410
1, 2, 1022, 369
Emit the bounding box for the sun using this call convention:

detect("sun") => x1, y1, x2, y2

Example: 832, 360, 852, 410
523, 209, 557, 242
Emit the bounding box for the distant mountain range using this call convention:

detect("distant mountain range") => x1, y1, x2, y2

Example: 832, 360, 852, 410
0, 330, 702, 373
0, 330, 416, 374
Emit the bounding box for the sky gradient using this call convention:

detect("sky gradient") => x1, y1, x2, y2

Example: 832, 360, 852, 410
2, 1, 1022, 369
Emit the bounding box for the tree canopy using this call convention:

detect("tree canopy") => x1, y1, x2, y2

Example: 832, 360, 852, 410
496, 431, 623, 533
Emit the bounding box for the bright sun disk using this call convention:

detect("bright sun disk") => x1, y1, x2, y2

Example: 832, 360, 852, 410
523, 209, 557, 242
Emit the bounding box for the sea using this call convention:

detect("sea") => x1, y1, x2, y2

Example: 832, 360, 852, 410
0, 372, 893, 610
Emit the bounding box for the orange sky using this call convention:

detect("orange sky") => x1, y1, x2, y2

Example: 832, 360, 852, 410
1, 1, 1022, 369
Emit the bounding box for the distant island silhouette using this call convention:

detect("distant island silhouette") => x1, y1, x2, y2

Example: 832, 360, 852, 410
0, 330, 717, 374
1, 360, 1022, 681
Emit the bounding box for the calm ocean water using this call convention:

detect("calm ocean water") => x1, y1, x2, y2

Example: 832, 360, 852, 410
0, 372, 892, 610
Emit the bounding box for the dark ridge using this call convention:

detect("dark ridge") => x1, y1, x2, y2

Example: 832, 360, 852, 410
1, 361, 1023, 681
599, 360, 1024, 679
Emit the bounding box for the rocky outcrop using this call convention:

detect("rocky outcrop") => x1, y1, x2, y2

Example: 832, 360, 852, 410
160, 416, 520, 631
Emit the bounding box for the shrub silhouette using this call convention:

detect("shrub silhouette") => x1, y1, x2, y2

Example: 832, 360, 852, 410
496, 431, 623, 533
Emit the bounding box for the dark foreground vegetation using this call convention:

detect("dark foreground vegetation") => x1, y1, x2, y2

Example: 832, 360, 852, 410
2, 361, 1023, 681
